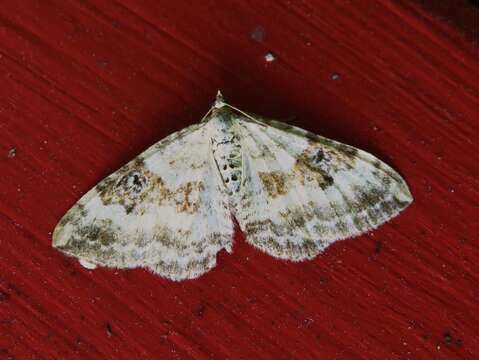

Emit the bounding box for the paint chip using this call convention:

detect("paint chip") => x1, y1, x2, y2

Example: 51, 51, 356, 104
264, 52, 276, 62
106, 323, 113, 337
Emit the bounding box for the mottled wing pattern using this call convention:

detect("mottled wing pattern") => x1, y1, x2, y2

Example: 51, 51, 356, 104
235, 116, 413, 261
53, 122, 234, 281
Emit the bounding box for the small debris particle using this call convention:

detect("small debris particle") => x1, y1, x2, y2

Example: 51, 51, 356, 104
106, 323, 113, 337
443, 331, 463, 348
0, 291, 10, 302
303, 318, 314, 327
264, 52, 276, 62
251, 26, 265, 42
331, 73, 341, 80
98, 60, 109, 68
0, 348, 13, 360
195, 304, 205, 318
375, 240, 382, 254
7, 148, 16, 158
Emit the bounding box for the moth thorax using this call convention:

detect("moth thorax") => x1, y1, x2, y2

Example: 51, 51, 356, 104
211, 133, 242, 195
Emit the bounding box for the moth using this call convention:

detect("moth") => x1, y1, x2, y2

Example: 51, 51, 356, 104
53, 92, 413, 281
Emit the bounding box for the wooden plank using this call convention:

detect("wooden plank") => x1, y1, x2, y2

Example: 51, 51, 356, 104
0, 1, 478, 358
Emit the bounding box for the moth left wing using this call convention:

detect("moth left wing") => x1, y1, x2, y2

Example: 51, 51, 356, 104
234, 116, 413, 261
53, 122, 234, 281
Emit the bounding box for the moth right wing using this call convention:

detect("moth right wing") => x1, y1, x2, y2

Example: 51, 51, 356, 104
234, 116, 413, 261
53, 121, 234, 281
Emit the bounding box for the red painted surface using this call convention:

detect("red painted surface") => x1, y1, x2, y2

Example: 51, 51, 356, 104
0, 1, 478, 359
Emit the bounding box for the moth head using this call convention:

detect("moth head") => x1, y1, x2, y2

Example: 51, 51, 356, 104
213, 90, 227, 109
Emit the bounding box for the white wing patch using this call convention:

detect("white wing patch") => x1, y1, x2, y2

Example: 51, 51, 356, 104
53, 92, 413, 280
233, 116, 412, 261
53, 122, 234, 281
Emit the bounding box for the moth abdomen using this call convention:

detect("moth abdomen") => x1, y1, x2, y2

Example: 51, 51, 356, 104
210, 118, 243, 194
